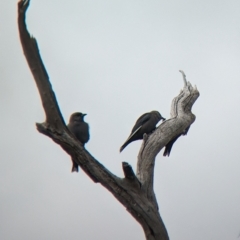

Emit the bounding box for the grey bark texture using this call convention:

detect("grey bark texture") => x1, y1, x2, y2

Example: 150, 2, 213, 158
17, 1, 199, 239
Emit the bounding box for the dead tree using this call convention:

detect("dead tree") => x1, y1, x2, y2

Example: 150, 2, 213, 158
17, 1, 199, 239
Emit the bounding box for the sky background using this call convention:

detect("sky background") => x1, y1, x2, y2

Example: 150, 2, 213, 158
1, 0, 240, 239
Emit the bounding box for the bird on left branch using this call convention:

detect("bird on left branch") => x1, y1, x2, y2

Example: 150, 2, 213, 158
67, 112, 90, 172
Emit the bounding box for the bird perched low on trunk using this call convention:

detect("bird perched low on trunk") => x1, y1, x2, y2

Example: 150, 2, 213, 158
163, 126, 190, 157
120, 111, 165, 152
67, 112, 90, 172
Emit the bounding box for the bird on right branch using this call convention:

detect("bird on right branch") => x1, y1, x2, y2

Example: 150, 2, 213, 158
163, 126, 190, 156
120, 111, 165, 152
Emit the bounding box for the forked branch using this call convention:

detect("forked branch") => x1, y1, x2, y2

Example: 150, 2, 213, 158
137, 71, 199, 209
17, 1, 199, 239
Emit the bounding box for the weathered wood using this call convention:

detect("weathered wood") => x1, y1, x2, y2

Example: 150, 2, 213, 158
137, 70, 199, 210
18, 0, 65, 129
17, 1, 199, 239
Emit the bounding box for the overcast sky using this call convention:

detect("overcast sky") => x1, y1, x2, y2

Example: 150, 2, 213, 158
1, 0, 240, 239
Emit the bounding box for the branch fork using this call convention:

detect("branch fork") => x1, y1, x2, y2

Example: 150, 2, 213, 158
18, 1, 199, 239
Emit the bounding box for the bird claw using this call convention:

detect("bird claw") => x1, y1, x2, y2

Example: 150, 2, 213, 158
143, 133, 148, 141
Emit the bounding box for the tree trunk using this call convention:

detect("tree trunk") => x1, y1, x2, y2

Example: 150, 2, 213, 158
17, 1, 199, 239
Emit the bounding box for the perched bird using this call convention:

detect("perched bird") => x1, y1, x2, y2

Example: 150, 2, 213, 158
67, 112, 90, 172
120, 111, 165, 152
163, 126, 190, 157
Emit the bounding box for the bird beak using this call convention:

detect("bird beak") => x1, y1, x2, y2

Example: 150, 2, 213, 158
162, 117, 166, 121
82, 113, 87, 117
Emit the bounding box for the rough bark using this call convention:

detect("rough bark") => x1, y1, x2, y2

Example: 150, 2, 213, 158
17, 1, 199, 239
137, 70, 199, 210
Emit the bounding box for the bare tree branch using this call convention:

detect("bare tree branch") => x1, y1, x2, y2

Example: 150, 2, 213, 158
137, 71, 199, 210
18, 0, 65, 128
179, 70, 187, 87
17, 1, 199, 239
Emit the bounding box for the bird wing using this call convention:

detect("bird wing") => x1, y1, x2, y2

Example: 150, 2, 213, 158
122, 113, 150, 143
124, 125, 142, 143
131, 113, 151, 133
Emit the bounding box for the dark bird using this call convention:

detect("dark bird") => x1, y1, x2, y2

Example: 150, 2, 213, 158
163, 126, 190, 157
67, 112, 90, 172
120, 111, 165, 152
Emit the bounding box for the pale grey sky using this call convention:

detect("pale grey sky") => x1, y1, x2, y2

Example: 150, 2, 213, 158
1, 0, 240, 239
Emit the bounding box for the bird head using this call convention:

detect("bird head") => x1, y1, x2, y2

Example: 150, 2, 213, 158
69, 112, 87, 123
151, 111, 165, 121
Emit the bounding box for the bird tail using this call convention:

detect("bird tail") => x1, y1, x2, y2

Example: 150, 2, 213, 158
163, 146, 171, 157
163, 134, 181, 157
71, 160, 79, 172
120, 141, 131, 152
